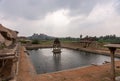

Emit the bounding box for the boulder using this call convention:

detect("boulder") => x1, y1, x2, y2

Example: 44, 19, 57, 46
0, 24, 18, 47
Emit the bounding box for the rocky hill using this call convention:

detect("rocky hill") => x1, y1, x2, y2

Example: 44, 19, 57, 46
28, 33, 55, 40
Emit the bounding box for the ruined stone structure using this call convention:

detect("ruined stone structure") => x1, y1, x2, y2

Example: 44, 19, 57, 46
0, 24, 18, 48
53, 38, 61, 54
79, 37, 98, 48
0, 24, 19, 81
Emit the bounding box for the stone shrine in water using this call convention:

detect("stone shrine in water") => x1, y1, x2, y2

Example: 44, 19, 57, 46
52, 38, 61, 54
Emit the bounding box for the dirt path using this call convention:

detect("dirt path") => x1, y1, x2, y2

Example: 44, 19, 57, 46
17, 46, 36, 81
17, 45, 120, 81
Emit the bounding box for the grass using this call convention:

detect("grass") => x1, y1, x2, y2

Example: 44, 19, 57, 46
39, 40, 53, 45
116, 69, 120, 76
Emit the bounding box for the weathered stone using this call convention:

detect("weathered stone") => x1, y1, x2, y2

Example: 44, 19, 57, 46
116, 76, 120, 81
0, 24, 18, 47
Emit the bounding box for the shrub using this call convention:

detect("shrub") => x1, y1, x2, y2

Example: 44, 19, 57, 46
32, 39, 40, 44
19, 40, 28, 44
0, 43, 6, 49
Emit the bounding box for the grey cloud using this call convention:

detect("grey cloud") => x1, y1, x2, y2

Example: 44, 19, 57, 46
1, 0, 120, 37
115, 0, 120, 14
0, 0, 113, 20
53, 0, 112, 16
0, 0, 59, 20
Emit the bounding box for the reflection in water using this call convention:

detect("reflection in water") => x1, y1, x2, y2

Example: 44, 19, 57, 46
28, 48, 119, 74
53, 53, 61, 71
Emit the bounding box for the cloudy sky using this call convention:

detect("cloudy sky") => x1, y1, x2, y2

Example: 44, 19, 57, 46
0, 0, 120, 37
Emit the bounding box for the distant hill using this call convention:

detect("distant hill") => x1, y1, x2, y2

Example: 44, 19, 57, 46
28, 33, 55, 40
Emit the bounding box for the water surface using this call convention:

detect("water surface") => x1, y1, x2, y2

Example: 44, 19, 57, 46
28, 48, 119, 74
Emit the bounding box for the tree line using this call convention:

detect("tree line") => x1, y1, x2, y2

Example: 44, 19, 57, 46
79, 34, 120, 44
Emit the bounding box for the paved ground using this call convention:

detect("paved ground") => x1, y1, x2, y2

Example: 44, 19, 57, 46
17, 45, 120, 81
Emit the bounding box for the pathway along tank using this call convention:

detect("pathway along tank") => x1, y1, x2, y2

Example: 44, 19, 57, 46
52, 38, 61, 54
